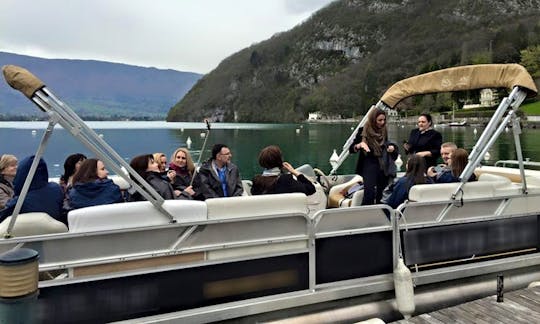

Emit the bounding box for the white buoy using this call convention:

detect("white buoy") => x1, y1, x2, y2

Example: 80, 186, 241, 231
98, 133, 104, 138
505, 126, 509, 132
395, 154, 403, 171
394, 257, 415, 319
329, 149, 339, 164
401, 125, 405, 128
180, 128, 184, 132
484, 151, 491, 161
473, 128, 477, 134
296, 128, 300, 134
350, 126, 354, 130
200, 132, 206, 138
186, 136, 192, 149
31, 130, 37, 136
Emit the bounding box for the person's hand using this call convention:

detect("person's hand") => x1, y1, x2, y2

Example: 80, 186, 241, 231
167, 170, 176, 182
427, 166, 436, 177
387, 145, 395, 153
174, 189, 182, 197
283, 162, 299, 176
403, 142, 410, 151
356, 142, 370, 152
183, 186, 195, 196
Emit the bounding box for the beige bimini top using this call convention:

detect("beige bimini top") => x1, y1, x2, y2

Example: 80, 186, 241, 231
380, 64, 538, 109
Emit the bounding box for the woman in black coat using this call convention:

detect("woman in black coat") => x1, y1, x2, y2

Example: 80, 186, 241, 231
403, 113, 442, 167
349, 108, 398, 205
251, 145, 315, 196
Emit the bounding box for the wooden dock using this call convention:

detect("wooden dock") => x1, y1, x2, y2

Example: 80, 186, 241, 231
392, 285, 540, 323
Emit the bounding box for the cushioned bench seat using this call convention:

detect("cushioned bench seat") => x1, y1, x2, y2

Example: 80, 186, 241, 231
68, 200, 207, 233
0, 212, 68, 237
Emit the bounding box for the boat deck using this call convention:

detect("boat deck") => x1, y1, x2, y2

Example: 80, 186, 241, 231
392, 285, 540, 324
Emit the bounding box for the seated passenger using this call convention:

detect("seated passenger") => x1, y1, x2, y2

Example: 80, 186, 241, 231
251, 145, 316, 196
193, 144, 243, 200
169, 148, 196, 199
66, 158, 123, 210
0, 154, 18, 209
382, 155, 432, 209
153, 152, 168, 173
428, 148, 476, 183
129, 154, 186, 201
59, 153, 87, 193
0, 156, 64, 224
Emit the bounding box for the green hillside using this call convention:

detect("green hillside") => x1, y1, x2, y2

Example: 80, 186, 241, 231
168, 0, 540, 123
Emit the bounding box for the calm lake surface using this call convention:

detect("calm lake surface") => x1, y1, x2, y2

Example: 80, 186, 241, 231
1, 121, 539, 179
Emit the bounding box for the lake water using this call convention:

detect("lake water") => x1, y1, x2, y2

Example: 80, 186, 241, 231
1, 121, 539, 179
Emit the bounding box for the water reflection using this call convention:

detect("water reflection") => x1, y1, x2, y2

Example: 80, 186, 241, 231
0, 121, 538, 179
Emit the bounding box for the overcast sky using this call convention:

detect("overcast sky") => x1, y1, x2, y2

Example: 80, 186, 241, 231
0, 0, 335, 74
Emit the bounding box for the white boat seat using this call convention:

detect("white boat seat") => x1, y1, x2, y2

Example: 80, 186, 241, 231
206, 193, 308, 220
0, 212, 68, 237
328, 175, 363, 208
68, 200, 207, 233
409, 178, 516, 202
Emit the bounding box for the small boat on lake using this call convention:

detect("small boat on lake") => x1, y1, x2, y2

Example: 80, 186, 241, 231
449, 119, 468, 126
0, 63, 539, 323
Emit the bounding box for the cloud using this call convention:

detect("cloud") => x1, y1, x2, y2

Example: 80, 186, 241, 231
284, 0, 335, 14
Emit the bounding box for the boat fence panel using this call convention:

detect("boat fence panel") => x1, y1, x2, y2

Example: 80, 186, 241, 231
313, 206, 394, 285
401, 215, 538, 268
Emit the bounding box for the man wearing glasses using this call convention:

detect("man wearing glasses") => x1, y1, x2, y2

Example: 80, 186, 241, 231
194, 144, 243, 200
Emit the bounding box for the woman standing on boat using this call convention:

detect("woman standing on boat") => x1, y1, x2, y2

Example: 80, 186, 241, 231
169, 148, 196, 198
66, 158, 123, 210
403, 113, 442, 167
251, 145, 316, 195
349, 108, 398, 205
0, 154, 17, 209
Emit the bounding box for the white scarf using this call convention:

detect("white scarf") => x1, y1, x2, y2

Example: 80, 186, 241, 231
262, 167, 281, 176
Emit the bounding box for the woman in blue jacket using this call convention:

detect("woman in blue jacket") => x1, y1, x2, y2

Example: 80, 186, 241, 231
0, 156, 64, 224
67, 158, 123, 210
383, 154, 432, 209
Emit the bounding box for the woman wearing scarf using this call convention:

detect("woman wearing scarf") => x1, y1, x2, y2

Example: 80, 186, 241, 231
403, 113, 442, 167
251, 145, 315, 196
349, 108, 398, 205
0, 154, 17, 209
169, 148, 196, 199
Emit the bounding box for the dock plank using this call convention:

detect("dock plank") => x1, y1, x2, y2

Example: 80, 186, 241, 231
390, 286, 540, 324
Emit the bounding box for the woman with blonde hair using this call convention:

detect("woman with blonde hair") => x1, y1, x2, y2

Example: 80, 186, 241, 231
169, 148, 196, 198
153, 152, 168, 173
0, 154, 18, 209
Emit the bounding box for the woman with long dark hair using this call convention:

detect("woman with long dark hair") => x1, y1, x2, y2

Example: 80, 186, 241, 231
129, 154, 184, 201
349, 108, 398, 205
383, 155, 432, 208
66, 158, 123, 210
59, 153, 87, 193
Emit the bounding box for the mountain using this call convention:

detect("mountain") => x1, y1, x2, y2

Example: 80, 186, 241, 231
167, 0, 540, 123
0, 52, 202, 120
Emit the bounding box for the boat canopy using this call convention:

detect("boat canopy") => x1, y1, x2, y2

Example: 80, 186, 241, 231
380, 64, 538, 109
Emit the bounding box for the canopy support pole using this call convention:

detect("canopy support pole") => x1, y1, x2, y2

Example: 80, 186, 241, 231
4, 115, 58, 238
31, 87, 175, 223
454, 87, 529, 199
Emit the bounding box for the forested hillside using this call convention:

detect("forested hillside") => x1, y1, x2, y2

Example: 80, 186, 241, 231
168, 0, 540, 123
0, 52, 201, 120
